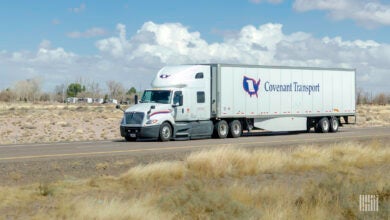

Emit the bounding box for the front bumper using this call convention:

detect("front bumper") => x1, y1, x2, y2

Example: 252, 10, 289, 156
120, 125, 160, 140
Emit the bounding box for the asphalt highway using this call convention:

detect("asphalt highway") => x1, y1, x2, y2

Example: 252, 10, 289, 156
0, 127, 389, 163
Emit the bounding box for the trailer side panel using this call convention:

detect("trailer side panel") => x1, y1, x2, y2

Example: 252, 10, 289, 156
217, 65, 355, 118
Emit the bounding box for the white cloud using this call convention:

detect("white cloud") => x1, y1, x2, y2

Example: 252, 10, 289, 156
35, 48, 76, 63
30, 40, 76, 63
69, 3, 86, 13
322, 37, 380, 48
52, 19, 60, 25
293, 0, 390, 28
39, 40, 52, 49
96, 22, 283, 65
1, 21, 389, 94
94, 21, 390, 93
95, 24, 131, 57
67, 27, 107, 39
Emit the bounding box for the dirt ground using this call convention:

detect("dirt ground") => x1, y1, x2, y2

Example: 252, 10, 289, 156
0, 150, 189, 186
0, 102, 124, 145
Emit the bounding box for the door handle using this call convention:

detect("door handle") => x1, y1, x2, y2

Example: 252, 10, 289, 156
182, 108, 184, 114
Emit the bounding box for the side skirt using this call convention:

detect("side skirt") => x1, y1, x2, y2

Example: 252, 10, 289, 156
173, 120, 213, 140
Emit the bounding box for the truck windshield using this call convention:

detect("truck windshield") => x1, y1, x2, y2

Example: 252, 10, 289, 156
141, 90, 172, 104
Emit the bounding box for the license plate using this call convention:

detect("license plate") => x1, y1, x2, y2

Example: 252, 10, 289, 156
130, 133, 136, 138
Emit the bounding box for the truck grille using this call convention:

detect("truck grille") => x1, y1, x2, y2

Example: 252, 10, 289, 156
125, 112, 144, 125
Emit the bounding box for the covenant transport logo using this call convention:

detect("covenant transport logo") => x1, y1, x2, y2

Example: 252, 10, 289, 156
243, 76, 261, 98
243, 75, 321, 98
264, 81, 320, 95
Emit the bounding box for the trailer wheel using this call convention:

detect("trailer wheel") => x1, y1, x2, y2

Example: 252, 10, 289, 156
159, 122, 172, 142
213, 120, 229, 139
329, 117, 339, 132
228, 120, 242, 138
317, 117, 330, 133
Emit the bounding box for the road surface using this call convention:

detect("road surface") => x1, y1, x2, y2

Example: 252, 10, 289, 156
1, 127, 389, 163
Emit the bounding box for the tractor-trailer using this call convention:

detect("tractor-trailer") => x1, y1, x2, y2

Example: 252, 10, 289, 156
117, 64, 356, 141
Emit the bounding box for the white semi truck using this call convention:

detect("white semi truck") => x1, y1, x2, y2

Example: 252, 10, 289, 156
117, 64, 356, 141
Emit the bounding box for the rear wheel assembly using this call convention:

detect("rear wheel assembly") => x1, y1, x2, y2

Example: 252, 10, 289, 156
213, 120, 229, 139
316, 117, 330, 133
228, 120, 242, 138
329, 117, 339, 132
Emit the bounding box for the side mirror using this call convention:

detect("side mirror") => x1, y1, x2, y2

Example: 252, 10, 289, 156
179, 94, 183, 106
134, 95, 138, 104
116, 104, 125, 112
147, 105, 156, 116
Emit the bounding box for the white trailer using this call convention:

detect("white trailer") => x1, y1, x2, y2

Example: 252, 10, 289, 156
117, 64, 356, 141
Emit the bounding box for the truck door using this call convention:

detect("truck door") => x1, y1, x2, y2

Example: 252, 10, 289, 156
173, 91, 186, 121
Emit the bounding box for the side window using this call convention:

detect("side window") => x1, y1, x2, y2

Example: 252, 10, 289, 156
195, 72, 204, 79
173, 91, 183, 106
197, 91, 205, 103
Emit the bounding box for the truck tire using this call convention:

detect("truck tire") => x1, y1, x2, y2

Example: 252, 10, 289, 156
228, 120, 242, 138
213, 120, 229, 139
159, 122, 172, 142
316, 117, 330, 133
329, 117, 339, 132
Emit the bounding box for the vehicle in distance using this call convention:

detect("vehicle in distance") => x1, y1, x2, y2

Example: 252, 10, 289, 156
117, 64, 356, 141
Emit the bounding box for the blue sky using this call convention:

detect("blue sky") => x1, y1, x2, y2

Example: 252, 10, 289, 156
1, 0, 390, 93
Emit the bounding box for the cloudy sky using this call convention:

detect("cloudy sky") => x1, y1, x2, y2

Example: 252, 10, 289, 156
1, 0, 389, 93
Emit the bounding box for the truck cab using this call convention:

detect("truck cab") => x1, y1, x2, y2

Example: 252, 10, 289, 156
119, 65, 213, 141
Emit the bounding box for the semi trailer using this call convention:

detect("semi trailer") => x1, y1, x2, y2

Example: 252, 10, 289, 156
117, 64, 356, 141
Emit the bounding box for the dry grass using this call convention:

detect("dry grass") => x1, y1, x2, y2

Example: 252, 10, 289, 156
0, 103, 389, 145
120, 161, 185, 188
354, 104, 390, 127
0, 140, 389, 219
47, 197, 173, 220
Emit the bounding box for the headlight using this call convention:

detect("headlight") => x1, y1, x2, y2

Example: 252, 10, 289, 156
121, 117, 125, 125
146, 119, 158, 125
